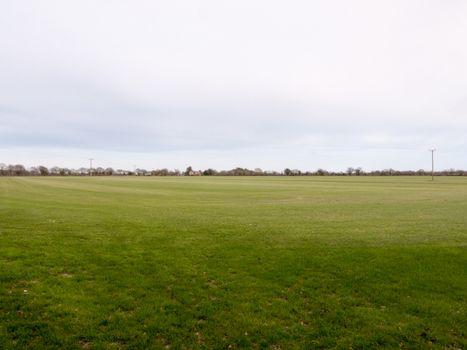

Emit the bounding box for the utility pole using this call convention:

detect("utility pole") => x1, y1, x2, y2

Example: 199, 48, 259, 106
429, 149, 435, 181
89, 158, 94, 176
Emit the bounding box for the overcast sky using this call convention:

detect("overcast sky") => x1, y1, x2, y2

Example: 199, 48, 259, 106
1, 0, 466, 171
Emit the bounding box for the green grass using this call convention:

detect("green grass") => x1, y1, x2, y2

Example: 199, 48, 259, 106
1, 176, 466, 349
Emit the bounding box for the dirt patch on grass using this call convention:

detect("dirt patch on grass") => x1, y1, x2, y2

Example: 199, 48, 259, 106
79, 339, 92, 349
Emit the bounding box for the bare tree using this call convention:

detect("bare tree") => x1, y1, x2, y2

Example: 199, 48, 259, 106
38, 166, 49, 176
184, 166, 193, 176
104, 167, 114, 176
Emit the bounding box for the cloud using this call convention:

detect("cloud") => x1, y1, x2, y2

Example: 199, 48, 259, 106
0, 0, 466, 169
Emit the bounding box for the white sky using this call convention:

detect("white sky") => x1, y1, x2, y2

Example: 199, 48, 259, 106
1, 0, 466, 171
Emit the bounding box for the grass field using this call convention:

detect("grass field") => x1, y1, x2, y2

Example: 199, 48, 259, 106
1, 176, 466, 349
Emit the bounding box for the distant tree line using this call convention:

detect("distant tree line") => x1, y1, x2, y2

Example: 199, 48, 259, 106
1, 163, 466, 177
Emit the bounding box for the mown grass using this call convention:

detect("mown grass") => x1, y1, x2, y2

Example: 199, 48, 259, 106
1, 176, 466, 349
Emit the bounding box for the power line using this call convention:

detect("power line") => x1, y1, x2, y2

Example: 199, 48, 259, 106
428, 149, 435, 181
89, 158, 94, 176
